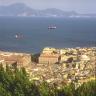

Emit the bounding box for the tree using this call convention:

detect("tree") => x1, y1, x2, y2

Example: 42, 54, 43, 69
76, 80, 96, 96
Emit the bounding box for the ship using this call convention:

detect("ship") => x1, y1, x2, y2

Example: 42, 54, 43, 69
15, 34, 23, 39
48, 26, 56, 29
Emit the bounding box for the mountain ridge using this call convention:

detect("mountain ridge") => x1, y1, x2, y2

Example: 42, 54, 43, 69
0, 3, 96, 18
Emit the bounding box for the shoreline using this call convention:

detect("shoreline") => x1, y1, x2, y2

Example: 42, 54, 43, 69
0, 46, 96, 54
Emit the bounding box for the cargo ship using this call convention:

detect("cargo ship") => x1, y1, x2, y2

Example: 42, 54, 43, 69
48, 26, 56, 29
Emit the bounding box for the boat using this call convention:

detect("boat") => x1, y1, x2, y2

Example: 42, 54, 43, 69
15, 34, 18, 39
15, 34, 23, 39
48, 26, 56, 29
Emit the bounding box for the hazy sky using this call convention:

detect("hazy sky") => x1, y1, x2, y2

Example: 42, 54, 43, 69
0, 0, 96, 13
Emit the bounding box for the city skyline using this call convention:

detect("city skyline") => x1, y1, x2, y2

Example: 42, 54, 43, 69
0, 0, 96, 14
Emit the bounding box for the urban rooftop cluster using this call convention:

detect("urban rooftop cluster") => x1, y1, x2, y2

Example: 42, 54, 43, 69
0, 47, 96, 87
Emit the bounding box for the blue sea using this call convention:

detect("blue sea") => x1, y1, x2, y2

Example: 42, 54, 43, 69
0, 17, 96, 53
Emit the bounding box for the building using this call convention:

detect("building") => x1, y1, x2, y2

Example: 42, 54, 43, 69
0, 51, 31, 68
39, 47, 60, 64
80, 55, 90, 61
42, 47, 57, 54
39, 53, 60, 64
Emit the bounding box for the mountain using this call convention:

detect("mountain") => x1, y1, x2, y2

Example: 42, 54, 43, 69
0, 3, 96, 18
0, 3, 35, 16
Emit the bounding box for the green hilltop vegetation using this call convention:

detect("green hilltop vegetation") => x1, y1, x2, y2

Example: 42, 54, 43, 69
0, 64, 96, 96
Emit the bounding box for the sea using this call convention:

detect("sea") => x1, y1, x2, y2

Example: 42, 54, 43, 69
0, 17, 96, 53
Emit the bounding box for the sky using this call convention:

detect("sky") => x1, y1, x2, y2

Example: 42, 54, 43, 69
0, 0, 96, 14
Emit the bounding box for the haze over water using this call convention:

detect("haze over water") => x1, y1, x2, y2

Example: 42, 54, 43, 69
0, 17, 96, 53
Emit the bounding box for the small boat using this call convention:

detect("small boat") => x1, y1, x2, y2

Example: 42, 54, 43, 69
48, 26, 56, 29
15, 34, 23, 39
15, 34, 18, 39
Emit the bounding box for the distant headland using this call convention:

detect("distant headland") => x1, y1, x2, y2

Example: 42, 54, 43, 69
0, 3, 96, 18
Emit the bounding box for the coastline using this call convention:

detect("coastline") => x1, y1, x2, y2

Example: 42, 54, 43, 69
0, 46, 96, 54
